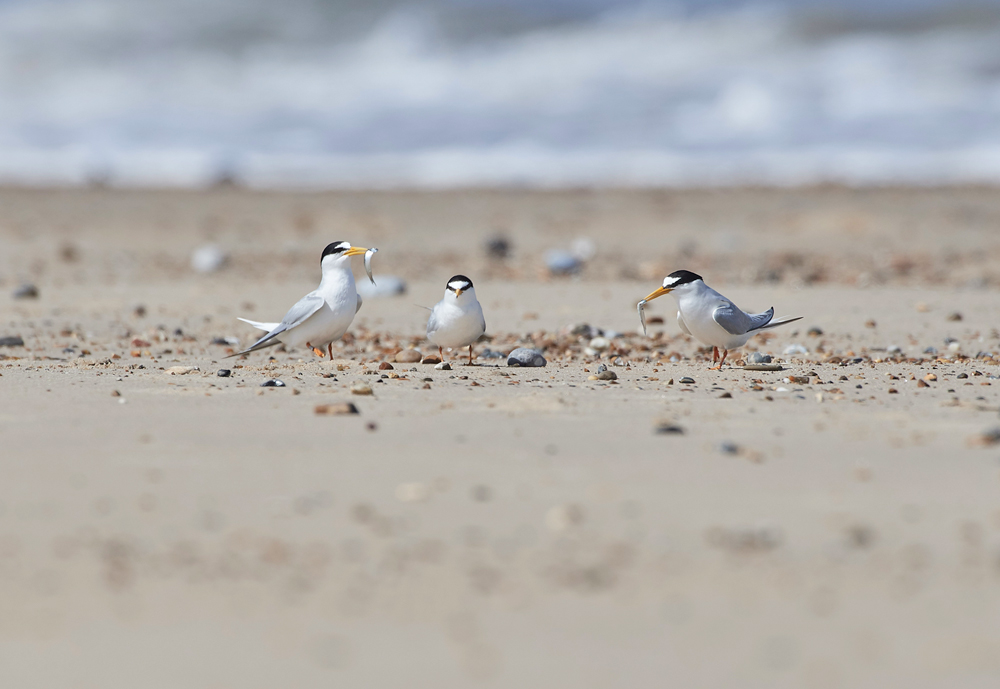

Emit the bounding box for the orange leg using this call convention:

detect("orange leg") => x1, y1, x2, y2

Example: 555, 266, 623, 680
712, 346, 719, 363
439, 346, 443, 361
468, 344, 474, 365
710, 349, 729, 370
328, 343, 333, 359
307, 342, 325, 358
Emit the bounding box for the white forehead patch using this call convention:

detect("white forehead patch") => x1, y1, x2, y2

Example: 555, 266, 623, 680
662, 276, 680, 288
448, 280, 470, 291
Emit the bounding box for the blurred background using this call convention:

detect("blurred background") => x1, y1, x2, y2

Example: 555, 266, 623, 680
2, 0, 1000, 189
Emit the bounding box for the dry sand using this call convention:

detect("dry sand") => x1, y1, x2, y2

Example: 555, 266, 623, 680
2, 187, 1000, 688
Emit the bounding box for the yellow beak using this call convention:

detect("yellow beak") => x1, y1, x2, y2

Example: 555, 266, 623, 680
642, 286, 672, 302
453, 288, 463, 298
344, 246, 369, 257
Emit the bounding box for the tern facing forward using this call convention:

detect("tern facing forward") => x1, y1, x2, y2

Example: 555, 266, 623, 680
231, 241, 371, 359
427, 275, 486, 365
639, 270, 802, 369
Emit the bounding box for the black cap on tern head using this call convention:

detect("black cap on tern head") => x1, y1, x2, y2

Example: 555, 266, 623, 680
321, 241, 352, 263
663, 269, 703, 288
446, 275, 474, 291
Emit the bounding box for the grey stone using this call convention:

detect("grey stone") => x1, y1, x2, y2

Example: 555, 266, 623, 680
746, 352, 772, 364
0, 336, 24, 347
507, 348, 546, 367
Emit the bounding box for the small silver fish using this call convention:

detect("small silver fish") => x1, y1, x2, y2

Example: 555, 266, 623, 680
638, 299, 648, 336
364, 247, 378, 286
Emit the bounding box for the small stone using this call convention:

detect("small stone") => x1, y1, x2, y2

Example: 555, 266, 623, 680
421, 355, 442, 365
948, 342, 961, 353
131, 338, 152, 348
507, 348, 546, 367
679, 377, 695, 384
887, 345, 902, 354
378, 362, 394, 370
111, 390, 121, 397
655, 423, 684, 435
588, 337, 611, 352
718, 442, 740, 455
807, 327, 823, 337
746, 352, 772, 364
596, 364, 607, 373
260, 378, 285, 387
165, 366, 199, 375
12, 284, 38, 299
485, 236, 511, 260
216, 369, 231, 377
545, 250, 582, 275
865, 319, 877, 328
957, 372, 968, 379
190, 244, 229, 273
783, 344, 808, 356
947, 312, 963, 321
350, 382, 374, 395
314, 403, 359, 415
395, 482, 431, 502
788, 376, 811, 384
924, 373, 937, 381
434, 362, 452, 370
888, 388, 898, 394
917, 379, 929, 388
395, 349, 422, 363
596, 370, 617, 381
971, 428, 1000, 446
718, 392, 732, 398
0, 336, 24, 347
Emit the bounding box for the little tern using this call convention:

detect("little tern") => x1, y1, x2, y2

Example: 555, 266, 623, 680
426, 275, 486, 365
639, 270, 802, 369
231, 241, 372, 359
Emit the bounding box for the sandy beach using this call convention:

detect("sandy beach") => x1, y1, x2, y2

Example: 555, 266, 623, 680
2, 186, 1000, 688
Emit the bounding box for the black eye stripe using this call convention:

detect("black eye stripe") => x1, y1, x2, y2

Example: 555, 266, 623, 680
321, 241, 351, 261
446, 274, 474, 291
665, 269, 702, 287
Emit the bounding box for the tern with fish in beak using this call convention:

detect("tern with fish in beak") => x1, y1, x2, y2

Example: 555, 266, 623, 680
426, 275, 486, 365
638, 270, 802, 369
231, 241, 376, 359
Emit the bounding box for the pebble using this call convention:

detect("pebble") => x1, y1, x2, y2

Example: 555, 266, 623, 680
957, 372, 968, 379
588, 336, 611, 352
596, 363, 607, 373
0, 335, 24, 347
718, 392, 733, 398
718, 441, 740, 455
783, 344, 808, 356
12, 284, 38, 299
746, 352, 772, 364
485, 236, 511, 259
479, 348, 506, 359
350, 382, 374, 395
807, 327, 823, 336
314, 403, 359, 415
421, 355, 442, 365
434, 362, 452, 370
887, 345, 902, 354
948, 342, 961, 353
190, 244, 229, 273
165, 366, 200, 375
679, 377, 695, 384
357, 275, 407, 298
260, 378, 285, 387
507, 348, 546, 367
972, 428, 1000, 446
395, 349, 422, 363
947, 312, 963, 321
655, 423, 685, 435
743, 363, 784, 372
788, 375, 811, 384
216, 369, 231, 377
545, 250, 582, 275
591, 370, 617, 381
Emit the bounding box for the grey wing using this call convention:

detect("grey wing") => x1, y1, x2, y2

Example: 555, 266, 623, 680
746, 307, 775, 331
426, 306, 440, 337
676, 310, 692, 336
356, 294, 363, 314
712, 303, 752, 335
230, 293, 325, 356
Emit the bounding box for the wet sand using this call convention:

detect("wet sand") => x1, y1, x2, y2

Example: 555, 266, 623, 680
2, 187, 1000, 688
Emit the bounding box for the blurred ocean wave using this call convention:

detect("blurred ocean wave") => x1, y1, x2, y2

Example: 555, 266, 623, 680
1, 0, 999, 187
